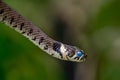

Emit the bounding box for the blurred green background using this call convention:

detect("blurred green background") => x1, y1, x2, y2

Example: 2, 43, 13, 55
0, 0, 120, 80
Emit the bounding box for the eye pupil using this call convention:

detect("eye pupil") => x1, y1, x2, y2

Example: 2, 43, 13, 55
77, 51, 83, 57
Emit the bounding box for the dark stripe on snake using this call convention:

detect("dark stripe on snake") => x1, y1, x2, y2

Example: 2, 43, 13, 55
10, 17, 14, 24
0, 9, 4, 14
2, 15, 7, 21
44, 45, 48, 50
20, 23, 24, 30
27, 28, 33, 35
32, 36, 36, 41
12, 25, 17, 28
74, 57, 79, 60
53, 42, 61, 53
39, 37, 44, 44
67, 50, 75, 57
21, 31, 25, 34
53, 42, 63, 58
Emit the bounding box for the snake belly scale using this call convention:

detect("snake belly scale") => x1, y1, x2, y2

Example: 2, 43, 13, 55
0, 0, 87, 62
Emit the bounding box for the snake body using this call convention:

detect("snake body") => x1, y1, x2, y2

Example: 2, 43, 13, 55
0, 0, 87, 62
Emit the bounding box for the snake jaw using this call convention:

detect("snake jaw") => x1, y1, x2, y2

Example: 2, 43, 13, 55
60, 44, 87, 62
74, 49, 87, 62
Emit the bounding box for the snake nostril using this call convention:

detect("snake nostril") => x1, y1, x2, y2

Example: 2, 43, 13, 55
84, 54, 87, 58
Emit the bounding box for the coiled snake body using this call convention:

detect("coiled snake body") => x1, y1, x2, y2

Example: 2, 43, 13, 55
0, 0, 87, 62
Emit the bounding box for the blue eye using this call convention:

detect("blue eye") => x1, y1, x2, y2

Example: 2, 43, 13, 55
76, 51, 83, 57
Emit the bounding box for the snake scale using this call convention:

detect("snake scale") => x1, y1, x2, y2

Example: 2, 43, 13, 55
0, 0, 87, 62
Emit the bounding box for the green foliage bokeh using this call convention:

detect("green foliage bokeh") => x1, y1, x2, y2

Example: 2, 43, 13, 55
0, 0, 120, 80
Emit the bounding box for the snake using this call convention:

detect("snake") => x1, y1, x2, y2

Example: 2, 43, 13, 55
0, 0, 87, 62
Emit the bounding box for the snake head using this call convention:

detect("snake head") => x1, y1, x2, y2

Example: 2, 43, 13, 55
64, 44, 87, 62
